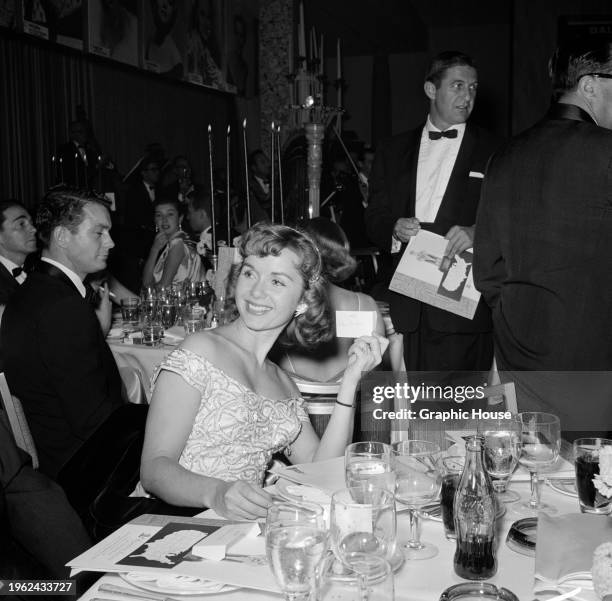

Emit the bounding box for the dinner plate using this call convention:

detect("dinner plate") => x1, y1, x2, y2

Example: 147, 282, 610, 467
546, 478, 578, 498
119, 572, 238, 596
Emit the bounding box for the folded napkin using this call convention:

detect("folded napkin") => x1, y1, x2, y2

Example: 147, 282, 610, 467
534, 512, 612, 596
270, 456, 345, 494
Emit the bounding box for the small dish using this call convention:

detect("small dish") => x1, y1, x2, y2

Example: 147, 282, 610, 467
506, 517, 537, 557
546, 478, 578, 498
439, 583, 519, 600
120, 572, 237, 596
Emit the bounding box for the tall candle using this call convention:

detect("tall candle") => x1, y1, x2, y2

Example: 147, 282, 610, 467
242, 118, 251, 228
288, 36, 294, 73
51, 155, 56, 185
277, 124, 285, 225
336, 38, 341, 79
226, 125, 231, 245
319, 34, 324, 75
98, 155, 102, 192
207, 124, 217, 253
298, 2, 306, 58
74, 152, 80, 188
59, 157, 64, 183
270, 122, 275, 223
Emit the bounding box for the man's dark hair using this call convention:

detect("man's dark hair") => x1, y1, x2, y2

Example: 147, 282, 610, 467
0, 200, 26, 230
248, 149, 266, 169
550, 36, 612, 98
36, 189, 110, 249
186, 186, 212, 214
140, 155, 160, 173
425, 51, 476, 87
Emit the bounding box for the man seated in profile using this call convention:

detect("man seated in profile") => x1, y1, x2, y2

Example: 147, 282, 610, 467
1, 189, 123, 479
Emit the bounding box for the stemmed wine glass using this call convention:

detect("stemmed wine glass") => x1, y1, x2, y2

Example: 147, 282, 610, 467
479, 416, 522, 503
392, 440, 441, 560
518, 412, 561, 513
344, 441, 395, 492
265, 502, 328, 601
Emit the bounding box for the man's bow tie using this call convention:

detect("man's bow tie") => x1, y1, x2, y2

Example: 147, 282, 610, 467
429, 129, 458, 140
12, 266, 23, 277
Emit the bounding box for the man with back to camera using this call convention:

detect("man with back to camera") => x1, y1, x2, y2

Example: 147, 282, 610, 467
365, 51, 501, 372
474, 36, 612, 439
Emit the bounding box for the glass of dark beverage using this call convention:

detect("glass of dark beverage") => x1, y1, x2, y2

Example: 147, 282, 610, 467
439, 455, 465, 540
574, 438, 612, 514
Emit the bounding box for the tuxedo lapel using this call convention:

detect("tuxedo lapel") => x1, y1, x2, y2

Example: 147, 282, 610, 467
35, 261, 82, 297
0, 261, 19, 301
400, 128, 422, 217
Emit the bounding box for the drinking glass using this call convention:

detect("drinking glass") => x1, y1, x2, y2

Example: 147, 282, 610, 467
392, 440, 441, 560
574, 438, 612, 514
140, 285, 156, 301
317, 553, 394, 601
141, 298, 159, 321
265, 502, 327, 601
479, 416, 522, 503
141, 316, 164, 346
518, 412, 561, 513
345, 441, 395, 492
330, 484, 397, 569
160, 302, 178, 329
120, 297, 140, 336
439, 455, 465, 540
182, 306, 206, 335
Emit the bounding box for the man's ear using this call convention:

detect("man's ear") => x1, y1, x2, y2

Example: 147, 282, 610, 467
53, 226, 69, 249
424, 81, 437, 101
577, 75, 597, 101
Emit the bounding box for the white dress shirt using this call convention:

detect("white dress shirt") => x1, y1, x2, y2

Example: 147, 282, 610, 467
0, 255, 26, 284
144, 182, 156, 202
41, 257, 86, 298
415, 117, 466, 223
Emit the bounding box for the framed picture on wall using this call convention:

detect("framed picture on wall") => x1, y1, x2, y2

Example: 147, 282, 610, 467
183, 0, 235, 93
21, 0, 84, 48
227, 0, 259, 98
88, 0, 139, 66
0, 0, 16, 29
143, 0, 187, 79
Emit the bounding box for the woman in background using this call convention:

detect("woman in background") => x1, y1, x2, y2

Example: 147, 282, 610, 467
142, 198, 204, 288
275, 217, 385, 382
139, 223, 387, 519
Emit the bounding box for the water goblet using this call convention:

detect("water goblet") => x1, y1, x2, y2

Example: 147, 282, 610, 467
392, 440, 441, 560
345, 441, 395, 492
518, 412, 561, 514
317, 553, 394, 601
479, 416, 522, 503
265, 502, 328, 601
330, 484, 397, 569
120, 297, 140, 336
141, 298, 159, 321
160, 302, 178, 329
141, 315, 164, 346
140, 285, 156, 301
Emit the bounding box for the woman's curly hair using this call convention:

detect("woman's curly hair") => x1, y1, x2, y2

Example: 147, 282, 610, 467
228, 222, 332, 349
302, 217, 357, 284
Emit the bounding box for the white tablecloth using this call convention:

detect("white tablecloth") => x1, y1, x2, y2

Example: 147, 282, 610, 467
78, 476, 597, 601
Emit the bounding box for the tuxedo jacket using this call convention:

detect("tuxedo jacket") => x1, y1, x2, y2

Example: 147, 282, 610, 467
0, 261, 122, 478
474, 103, 612, 371
0, 262, 19, 305
365, 121, 501, 334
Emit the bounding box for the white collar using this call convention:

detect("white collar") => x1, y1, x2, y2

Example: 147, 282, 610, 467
41, 257, 87, 298
425, 115, 467, 135
0, 254, 22, 274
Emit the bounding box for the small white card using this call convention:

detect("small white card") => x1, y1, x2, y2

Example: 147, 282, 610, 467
335, 311, 377, 338
191, 523, 260, 561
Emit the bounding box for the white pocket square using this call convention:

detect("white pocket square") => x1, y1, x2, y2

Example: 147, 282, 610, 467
469, 171, 484, 179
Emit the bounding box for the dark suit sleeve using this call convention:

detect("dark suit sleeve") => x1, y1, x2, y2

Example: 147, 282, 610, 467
37, 297, 119, 443
473, 156, 506, 311
365, 141, 397, 252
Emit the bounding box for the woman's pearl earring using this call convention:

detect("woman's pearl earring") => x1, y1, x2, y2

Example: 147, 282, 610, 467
294, 303, 307, 317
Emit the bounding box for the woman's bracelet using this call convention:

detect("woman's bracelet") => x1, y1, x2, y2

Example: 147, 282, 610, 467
335, 399, 355, 409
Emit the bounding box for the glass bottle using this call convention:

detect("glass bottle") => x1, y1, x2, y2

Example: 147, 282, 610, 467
453, 434, 497, 580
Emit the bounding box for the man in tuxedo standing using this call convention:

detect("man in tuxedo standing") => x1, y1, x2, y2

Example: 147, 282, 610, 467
0, 200, 37, 306
474, 36, 612, 438
365, 51, 500, 372
1, 189, 123, 479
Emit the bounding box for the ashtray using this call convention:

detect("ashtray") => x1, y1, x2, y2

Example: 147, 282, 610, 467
506, 517, 537, 557
439, 583, 519, 600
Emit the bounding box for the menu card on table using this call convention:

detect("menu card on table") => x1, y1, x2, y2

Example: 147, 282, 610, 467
67, 514, 277, 593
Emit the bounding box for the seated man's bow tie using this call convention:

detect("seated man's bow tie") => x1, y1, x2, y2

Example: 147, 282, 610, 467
12, 266, 23, 277
429, 129, 458, 140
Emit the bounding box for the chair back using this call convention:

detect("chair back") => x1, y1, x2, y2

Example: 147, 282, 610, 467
293, 379, 340, 438
0, 372, 39, 469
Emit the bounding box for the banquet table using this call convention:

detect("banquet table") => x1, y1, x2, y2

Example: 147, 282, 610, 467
76, 459, 599, 601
